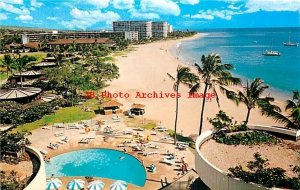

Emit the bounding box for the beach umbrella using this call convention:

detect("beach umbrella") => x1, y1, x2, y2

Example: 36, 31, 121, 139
88, 180, 105, 190
110, 180, 128, 190
67, 179, 85, 190
46, 178, 62, 190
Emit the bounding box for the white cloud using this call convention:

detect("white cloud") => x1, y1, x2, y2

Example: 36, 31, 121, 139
86, 0, 110, 8
130, 9, 160, 19
31, 0, 43, 8
190, 9, 240, 20
245, 0, 300, 13
0, 2, 30, 15
0, 12, 8, 20
191, 12, 214, 19
0, 0, 23, 5
46, 16, 58, 21
61, 8, 120, 30
140, 0, 180, 16
228, 4, 240, 10
180, 0, 199, 5
16, 14, 33, 20
112, 0, 134, 9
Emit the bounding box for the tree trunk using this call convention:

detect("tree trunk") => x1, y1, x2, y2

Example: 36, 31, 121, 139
20, 71, 23, 87
245, 108, 251, 124
199, 83, 208, 135
174, 85, 179, 145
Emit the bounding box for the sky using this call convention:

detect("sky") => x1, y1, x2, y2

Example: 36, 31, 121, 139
0, 0, 299, 30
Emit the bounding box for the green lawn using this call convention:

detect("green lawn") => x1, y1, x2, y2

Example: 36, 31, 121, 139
13, 107, 95, 133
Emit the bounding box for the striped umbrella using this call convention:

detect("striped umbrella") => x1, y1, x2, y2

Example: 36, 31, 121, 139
88, 180, 105, 190
67, 179, 85, 190
110, 180, 128, 190
46, 178, 62, 190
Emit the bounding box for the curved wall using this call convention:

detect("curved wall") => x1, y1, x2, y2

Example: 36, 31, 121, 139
24, 146, 46, 190
195, 130, 268, 190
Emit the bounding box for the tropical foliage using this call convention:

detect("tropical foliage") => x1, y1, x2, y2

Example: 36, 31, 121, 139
0, 99, 71, 126
190, 53, 241, 135
167, 66, 198, 144
229, 153, 300, 189
262, 90, 300, 129
210, 111, 280, 145
0, 170, 27, 190
225, 78, 280, 124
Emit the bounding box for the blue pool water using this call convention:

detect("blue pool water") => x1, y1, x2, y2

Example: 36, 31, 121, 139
45, 149, 146, 187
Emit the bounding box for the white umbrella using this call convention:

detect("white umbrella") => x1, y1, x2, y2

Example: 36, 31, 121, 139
110, 180, 128, 190
46, 178, 62, 190
88, 180, 105, 190
67, 179, 85, 190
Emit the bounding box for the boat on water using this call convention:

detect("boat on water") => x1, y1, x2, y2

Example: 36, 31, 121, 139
283, 37, 298, 46
263, 50, 280, 56
283, 42, 299, 46
263, 38, 281, 56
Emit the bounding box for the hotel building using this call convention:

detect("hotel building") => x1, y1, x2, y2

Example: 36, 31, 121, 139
113, 21, 171, 40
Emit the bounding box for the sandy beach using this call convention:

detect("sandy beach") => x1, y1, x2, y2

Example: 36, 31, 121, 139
107, 33, 284, 137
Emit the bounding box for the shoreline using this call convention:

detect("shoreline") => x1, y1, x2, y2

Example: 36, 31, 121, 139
107, 34, 287, 137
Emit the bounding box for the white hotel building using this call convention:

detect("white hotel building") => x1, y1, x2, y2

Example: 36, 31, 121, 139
112, 21, 172, 40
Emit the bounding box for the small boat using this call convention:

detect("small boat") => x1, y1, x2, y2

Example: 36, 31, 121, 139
283, 37, 298, 46
263, 50, 280, 56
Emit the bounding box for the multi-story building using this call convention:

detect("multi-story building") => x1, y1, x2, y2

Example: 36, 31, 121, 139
113, 21, 152, 39
124, 31, 139, 41
152, 22, 168, 38
21, 31, 125, 44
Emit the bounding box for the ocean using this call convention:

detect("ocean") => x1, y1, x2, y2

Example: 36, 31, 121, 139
178, 27, 300, 99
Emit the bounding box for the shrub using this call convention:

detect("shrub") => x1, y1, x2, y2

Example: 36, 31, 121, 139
229, 153, 300, 189
0, 98, 72, 126
209, 111, 280, 145
0, 170, 27, 190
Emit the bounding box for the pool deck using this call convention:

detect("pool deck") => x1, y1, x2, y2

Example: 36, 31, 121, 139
28, 114, 195, 190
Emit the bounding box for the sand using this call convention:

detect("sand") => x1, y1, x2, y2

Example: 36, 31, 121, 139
107, 33, 284, 137
201, 139, 300, 178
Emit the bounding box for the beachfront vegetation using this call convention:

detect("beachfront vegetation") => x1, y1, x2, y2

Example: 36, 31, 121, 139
167, 66, 198, 144
0, 170, 27, 190
190, 53, 241, 135
13, 106, 95, 133
225, 78, 280, 124
210, 111, 280, 145
167, 31, 197, 39
262, 90, 300, 129
0, 98, 72, 127
229, 153, 300, 189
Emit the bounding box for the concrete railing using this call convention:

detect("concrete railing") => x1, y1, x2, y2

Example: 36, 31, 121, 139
24, 146, 46, 190
195, 130, 269, 190
248, 124, 299, 140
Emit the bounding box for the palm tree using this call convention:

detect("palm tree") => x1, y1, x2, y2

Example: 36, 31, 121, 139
11, 52, 31, 87
1, 54, 14, 77
263, 90, 300, 129
191, 53, 241, 135
226, 78, 280, 124
167, 66, 198, 144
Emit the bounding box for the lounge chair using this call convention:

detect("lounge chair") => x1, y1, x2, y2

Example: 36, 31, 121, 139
61, 137, 69, 143
148, 144, 159, 149
161, 135, 173, 141
161, 158, 175, 165
156, 126, 168, 132
53, 123, 64, 128
42, 126, 50, 130
54, 132, 64, 137
143, 151, 159, 156
40, 150, 48, 155
68, 123, 80, 129
132, 146, 142, 151
47, 143, 59, 149
78, 138, 90, 144
123, 130, 133, 135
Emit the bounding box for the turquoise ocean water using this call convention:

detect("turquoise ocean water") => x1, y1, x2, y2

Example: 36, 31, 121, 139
178, 28, 300, 99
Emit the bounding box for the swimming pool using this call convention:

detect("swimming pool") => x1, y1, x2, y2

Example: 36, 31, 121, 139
45, 149, 146, 187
